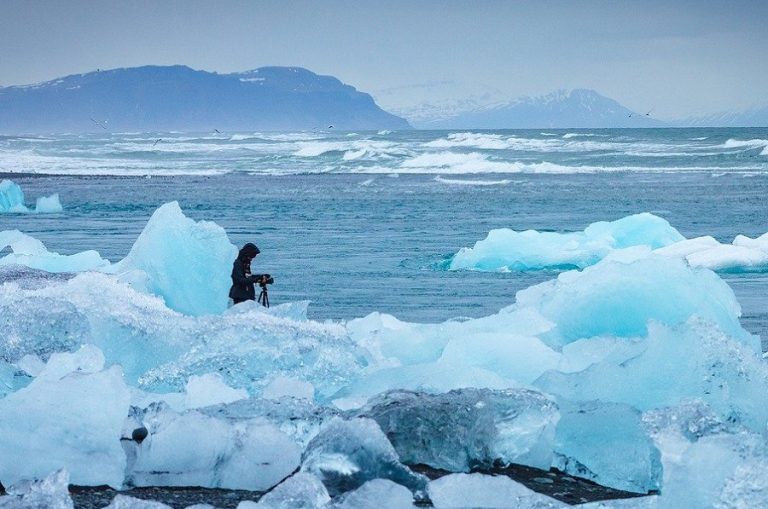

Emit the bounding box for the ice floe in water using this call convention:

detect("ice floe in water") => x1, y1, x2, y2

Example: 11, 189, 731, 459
0, 179, 62, 214
449, 212, 768, 273
3, 202, 768, 507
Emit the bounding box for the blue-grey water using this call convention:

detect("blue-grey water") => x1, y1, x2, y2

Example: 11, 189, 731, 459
2, 128, 768, 335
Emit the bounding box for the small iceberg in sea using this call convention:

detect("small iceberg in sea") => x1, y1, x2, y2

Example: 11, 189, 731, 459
448, 212, 768, 274
0, 179, 63, 214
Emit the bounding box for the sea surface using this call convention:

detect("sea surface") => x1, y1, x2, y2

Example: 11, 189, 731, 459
2, 128, 767, 336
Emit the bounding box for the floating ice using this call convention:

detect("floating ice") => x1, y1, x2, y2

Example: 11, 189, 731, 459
126, 402, 301, 490
359, 389, 559, 471
0, 180, 63, 214
0, 470, 73, 509
449, 213, 684, 272
427, 473, 568, 509
0, 180, 27, 213
300, 417, 428, 498
0, 346, 130, 488
449, 212, 768, 274
33, 194, 63, 213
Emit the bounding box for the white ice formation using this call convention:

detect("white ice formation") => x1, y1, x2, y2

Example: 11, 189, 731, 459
0, 180, 63, 214
450, 212, 768, 273
3, 203, 768, 508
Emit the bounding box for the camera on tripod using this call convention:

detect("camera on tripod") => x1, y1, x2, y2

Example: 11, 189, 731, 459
257, 274, 274, 307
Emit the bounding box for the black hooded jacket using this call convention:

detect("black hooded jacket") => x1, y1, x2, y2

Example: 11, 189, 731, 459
229, 244, 263, 303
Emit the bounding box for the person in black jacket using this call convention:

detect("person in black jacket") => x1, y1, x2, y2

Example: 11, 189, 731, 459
229, 243, 268, 304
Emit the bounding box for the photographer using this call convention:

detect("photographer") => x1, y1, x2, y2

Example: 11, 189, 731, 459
229, 243, 271, 305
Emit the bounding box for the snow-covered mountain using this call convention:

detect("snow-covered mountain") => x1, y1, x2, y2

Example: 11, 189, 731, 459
0, 66, 411, 133
414, 89, 665, 129
678, 106, 768, 127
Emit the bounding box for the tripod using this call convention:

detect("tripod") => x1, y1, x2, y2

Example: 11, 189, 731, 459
258, 283, 270, 308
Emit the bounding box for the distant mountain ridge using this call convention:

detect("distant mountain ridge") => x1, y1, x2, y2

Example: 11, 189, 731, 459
0, 65, 411, 133
679, 106, 768, 127
417, 89, 665, 129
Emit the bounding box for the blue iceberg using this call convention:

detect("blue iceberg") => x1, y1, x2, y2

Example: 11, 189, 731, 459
449, 213, 684, 271
3, 203, 768, 506
0, 180, 63, 214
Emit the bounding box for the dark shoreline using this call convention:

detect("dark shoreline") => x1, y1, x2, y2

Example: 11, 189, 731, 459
66, 463, 652, 509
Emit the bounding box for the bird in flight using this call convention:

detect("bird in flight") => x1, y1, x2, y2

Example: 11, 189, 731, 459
89, 117, 108, 130
152, 138, 162, 147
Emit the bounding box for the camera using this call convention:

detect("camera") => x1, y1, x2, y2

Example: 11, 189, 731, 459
259, 274, 274, 287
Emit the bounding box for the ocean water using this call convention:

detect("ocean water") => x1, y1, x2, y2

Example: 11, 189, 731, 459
2, 128, 767, 331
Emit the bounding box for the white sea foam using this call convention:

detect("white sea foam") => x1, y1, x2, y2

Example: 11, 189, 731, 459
424, 132, 617, 152
434, 176, 512, 186
722, 138, 768, 150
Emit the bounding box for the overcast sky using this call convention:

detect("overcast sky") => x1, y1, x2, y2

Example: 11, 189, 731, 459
1, 0, 766, 119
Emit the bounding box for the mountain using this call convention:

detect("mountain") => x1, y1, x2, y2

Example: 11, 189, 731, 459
0, 65, 410, 133
372, 80, 510, 125
415, 89, 665, 129
678, 106, 768, 127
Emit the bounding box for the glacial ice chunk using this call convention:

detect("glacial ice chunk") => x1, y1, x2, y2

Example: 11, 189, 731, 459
263, 375, 315, 401
110, 201, 237, 316
33, 194, 63, 213
329, 479, 416, 509
0, 271, 366, 397
0, 346, 130, 488
0, 180, 63, 214
641, 402, 768, 509
0, 230, 108, 272
300, 417, 428, 498
0, 470, 73, 509
184, 373, 248, 409
200, 397, 340, 449
514, 253, 750, 348
102, 495, 173, 509
552, 400, 661, 494
127, 402, 301, 490
536, 319, 768, 433
449, 213, 683, 272
359, 389, 559, 471
427, 473, 568, 508
0, 180, 27, 213
251, 473, 330, 509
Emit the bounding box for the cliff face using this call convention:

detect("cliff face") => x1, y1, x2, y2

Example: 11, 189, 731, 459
0, 65, 411, 133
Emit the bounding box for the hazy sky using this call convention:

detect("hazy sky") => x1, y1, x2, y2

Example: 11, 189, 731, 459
1, 0, 766, 119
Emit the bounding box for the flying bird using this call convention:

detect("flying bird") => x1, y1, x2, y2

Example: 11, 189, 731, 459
214, 129, 221, 134
89, 117, 108, 130
152, 138, 162, 147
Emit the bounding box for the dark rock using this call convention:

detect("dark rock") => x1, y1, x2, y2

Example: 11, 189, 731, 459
131, 426, 149, 444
